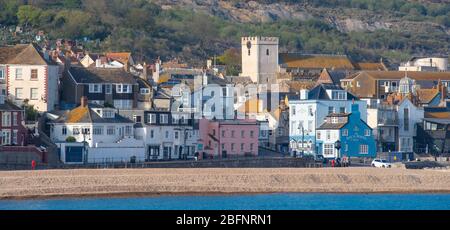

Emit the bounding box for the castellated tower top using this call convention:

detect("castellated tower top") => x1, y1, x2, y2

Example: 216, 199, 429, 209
241, 36, 279, 44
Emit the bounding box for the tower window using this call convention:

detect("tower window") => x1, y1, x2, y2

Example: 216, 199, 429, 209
266, 49, 269, 55
248, 49, 251, 56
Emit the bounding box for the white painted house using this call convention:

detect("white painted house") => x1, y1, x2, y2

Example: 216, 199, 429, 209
49, 97, 145, 164
288, 83, 367, 156
135, 110, 198, 161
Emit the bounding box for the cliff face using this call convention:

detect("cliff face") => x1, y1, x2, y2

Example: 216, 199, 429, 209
152, 0, 448, 35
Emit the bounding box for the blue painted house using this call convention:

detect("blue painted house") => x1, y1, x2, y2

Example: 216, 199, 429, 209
316, 104, 376, 159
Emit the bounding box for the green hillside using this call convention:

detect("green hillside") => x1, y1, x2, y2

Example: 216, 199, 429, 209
0, 0, 448, 66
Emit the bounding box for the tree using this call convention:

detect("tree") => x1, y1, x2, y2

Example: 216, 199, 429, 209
17, 5, 42, 26
218, 48, 241, 76
22, 101, 39, 122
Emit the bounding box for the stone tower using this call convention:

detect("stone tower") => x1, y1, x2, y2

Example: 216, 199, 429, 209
240, 37, 279, 84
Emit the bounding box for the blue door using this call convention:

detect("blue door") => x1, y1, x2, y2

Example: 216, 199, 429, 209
65, 146, 84, 163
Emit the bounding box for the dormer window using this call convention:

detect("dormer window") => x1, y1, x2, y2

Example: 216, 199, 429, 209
96, 109, 115, 118
103, 110, 115, 118
140, 88, 150, 95
331, 91, 346, 100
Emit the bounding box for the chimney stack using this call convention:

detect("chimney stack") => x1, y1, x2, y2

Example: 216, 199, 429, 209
143, 62, 148, 80
81, 96, 88, 107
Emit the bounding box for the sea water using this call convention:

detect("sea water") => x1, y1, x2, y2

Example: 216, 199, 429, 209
1, 193, 450, 210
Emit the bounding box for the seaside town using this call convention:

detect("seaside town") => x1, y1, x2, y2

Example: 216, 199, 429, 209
2, 1, 450, 221
0, 34, 449, 169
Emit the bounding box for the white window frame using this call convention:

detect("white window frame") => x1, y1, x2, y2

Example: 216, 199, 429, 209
89, 84, 102, 93
125, 126, 132, 136
107, 126, 115, 135
0, 69, 4, 80
12, 130, 18, 145
360, 144, 369, 154
15, 88, 23, 99
15, 68, 22, 80
30, 88, 39, 100
93, 126, 104, 135
1, 130, 11, 145
12, 112, 18, 126
105, 84, 112, 94
116, 84, 132, 94
113, 100, 132, 109
342, 129, 348, 136
2, 112, 11, 127
148, 114, 156, 124
324, 144, 334, 156
160, 114, 169, 124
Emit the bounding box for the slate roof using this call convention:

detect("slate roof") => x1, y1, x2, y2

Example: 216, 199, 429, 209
68, 66, 137, 84
53, 103, 133, 124
308, 83, 359, 100
0, 100, 23, 111
423, 118, 450, 125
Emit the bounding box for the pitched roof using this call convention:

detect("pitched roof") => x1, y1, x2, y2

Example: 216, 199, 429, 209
344, 71, 450, 81
354, 62, 388, 71
286, 81, 316, 92
316, 68, 347, 85
416, 88, 440, 104
0, 44, 28, 64
317, 122, 347, 130
423, 106, 450, 119
106, 52, 131, 64
6, 44, 57, 65
0, 100, 23, 111
54, 103, 133, 124
279, 53, 355, 70
307, 83, 359, 100
68, 66, 137, 84
424, 112, 450, 119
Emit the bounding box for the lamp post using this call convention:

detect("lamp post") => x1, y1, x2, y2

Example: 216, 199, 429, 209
298, 123, 304, 157
82, 129, 89, 164
335, 140, 341, 160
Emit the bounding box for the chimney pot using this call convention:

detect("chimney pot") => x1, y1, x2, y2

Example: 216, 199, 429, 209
81, 96, 88, 107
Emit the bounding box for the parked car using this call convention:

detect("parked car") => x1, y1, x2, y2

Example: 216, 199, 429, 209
371, 159, 393, 168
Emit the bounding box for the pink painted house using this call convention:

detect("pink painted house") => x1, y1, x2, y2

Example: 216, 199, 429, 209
198, 118, 259, 159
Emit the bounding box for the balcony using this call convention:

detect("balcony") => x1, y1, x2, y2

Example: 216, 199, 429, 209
377, 118, 398, 126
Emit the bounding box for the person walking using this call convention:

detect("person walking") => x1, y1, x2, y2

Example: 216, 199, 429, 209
31, 160, 36, 170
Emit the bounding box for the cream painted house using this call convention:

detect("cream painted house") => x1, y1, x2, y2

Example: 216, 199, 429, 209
1, 44, 59, 112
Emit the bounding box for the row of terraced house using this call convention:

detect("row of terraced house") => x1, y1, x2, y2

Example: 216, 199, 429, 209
1, 37, 449, 165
